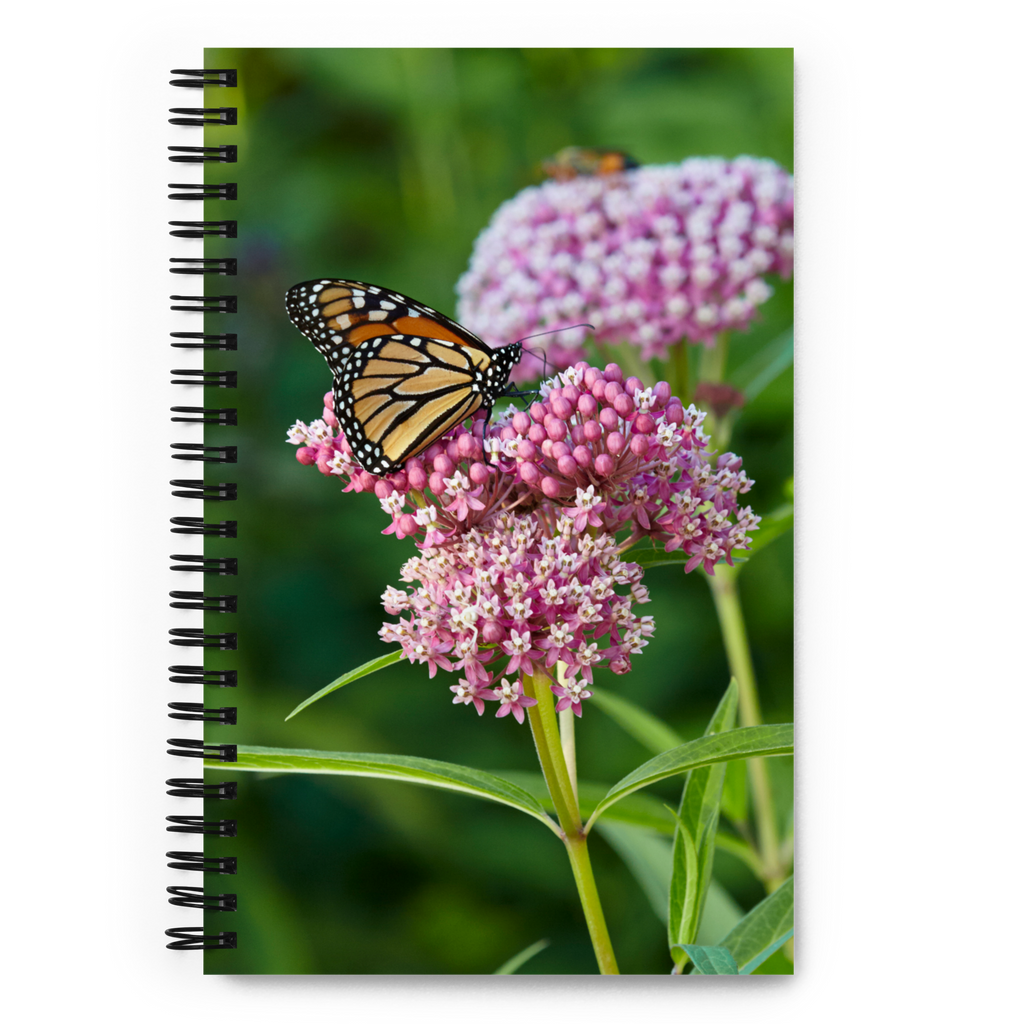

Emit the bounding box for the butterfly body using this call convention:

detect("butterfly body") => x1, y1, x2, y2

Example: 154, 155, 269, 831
286, 279, 522, 476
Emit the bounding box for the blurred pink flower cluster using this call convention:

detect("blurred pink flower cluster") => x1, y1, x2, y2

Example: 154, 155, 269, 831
455, 157, 793, 377
287, 361, 760, 720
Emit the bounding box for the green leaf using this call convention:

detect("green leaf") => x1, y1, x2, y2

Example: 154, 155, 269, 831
495, 771, 676, 833
586, 724, 793, 830
780, 813, 794, 873
681, 681, 737, 847
208, 746, 560, 834
742, 928, 793, 974
678, 681, 738, 850
668, 681, 738, 955
745, 503, 794, 561
694, 880, 745, 946
668, 824, 699, 964
632, 548, 693, 570
582, 816, 746, 940
596, 822, 672, 924
285, 650, 403, 721
589, 689, 683, 754
679, 944, 739, 975
493, 938, 550, 975
730, 326, 793, 402
721, 758, 748, 823
721, 875, 794, 973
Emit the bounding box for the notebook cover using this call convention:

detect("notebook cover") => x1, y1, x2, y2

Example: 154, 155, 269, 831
190, 47, 794, 975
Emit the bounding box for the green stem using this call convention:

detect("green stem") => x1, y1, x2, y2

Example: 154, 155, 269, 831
522, 671, 580, 833
608, 340, 651, 386
670, 342, 691, 405
698, 331, 732, 446
696, 330, 784, 888
699, 331, 729, 384
522, 670, 619, 974
556, 663, 578, 802
706, 567, 782, 886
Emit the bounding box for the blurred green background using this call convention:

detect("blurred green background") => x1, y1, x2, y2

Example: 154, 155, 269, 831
198, 47, 793, 975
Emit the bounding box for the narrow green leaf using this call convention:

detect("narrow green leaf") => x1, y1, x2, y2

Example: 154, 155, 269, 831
589, 689, 683, 754
679, 944, 739, 975
596, 822, 672, 924
632, 548, 692, 570
780, 813, 794, 874
285, 650, 403, 721
730, 327, 793, 402
496, 771, 676, 833
694, 880, 745, 946
669, 681, 738, 955
586, 725, 794, 830
630, 548, 743, 571
744, 504, 794, 561
677, 682, 738, 847
721, 758, 748, 823
587, 817, 745, 940
686, 679, 737, 829
493, 938, 550, 975
721, 875, 794, 973
668, 822, 699, 958
740, 927, 793, 975
207, 746, 560, 834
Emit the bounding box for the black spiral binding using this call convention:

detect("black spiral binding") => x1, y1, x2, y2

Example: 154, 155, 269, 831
167, 66, 238, 953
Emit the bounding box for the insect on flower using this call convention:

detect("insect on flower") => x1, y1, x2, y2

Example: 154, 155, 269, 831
286, 280, 524, 476
541, 146, 639, 182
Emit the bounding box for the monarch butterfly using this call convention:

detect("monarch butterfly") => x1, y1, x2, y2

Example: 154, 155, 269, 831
286, 279, 523, 476
541, 146, 639, 182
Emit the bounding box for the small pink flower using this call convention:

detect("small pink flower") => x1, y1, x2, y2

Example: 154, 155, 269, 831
551, 679, 593, 718
536, 620, 577, 668
569, 484, 607, 531
442, 470, 487, 522
450, 679, 498, 716
494, 679, 538, 724
408, 637, 454, 679
501, 628, 540, 675
567, 640, 603, 685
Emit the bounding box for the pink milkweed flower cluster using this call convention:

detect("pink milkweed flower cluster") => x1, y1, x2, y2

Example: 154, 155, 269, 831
455, 156, 793, 377
286, 361, 760, 721
379, 511, 653, 721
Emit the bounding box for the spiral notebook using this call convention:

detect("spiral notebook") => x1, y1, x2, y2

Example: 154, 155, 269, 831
164, 61, 240, 958
163, 48, 794, 974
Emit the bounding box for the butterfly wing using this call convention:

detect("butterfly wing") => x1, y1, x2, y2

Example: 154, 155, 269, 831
286, 279, 522, 475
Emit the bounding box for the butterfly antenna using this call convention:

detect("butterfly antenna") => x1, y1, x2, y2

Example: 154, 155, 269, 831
516, 323, 595, 345
516, 322, 594, 380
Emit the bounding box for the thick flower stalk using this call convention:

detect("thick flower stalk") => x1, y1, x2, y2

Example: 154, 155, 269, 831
287, 361, 759, 721
455, 157, 793, 375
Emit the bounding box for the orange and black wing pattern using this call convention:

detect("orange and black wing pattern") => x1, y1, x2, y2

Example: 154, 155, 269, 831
285, 279, 522, 476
